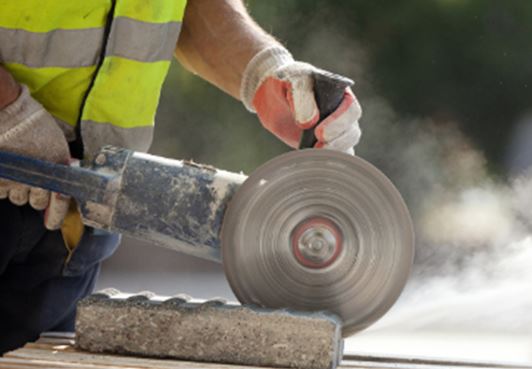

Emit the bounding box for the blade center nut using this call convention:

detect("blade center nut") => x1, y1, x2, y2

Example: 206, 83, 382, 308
291, 217, 343, 269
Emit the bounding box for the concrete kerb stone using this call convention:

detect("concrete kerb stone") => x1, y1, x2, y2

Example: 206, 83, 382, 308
75, 289, 344, 369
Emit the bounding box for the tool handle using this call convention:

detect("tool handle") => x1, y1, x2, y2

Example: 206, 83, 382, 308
299, 71, 354, 149
0, 150, 112, 203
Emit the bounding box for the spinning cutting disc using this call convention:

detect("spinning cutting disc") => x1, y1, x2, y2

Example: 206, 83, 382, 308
221, 149, 414, 336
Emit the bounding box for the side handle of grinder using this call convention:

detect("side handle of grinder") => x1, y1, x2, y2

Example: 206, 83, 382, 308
298, 71, 354, 149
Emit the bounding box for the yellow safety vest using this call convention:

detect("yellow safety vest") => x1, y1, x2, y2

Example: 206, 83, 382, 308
0, 0, 187, 158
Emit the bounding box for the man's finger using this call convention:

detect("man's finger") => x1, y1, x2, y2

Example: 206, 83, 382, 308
44, 192, 71, 230
0, 179, 10, 199
283, 67, 319, 128
345, 147, 355, 156
29, 187, 50, 211
314, 90, 361, 143
8, 184, 30, 206
323, 124, 362, 153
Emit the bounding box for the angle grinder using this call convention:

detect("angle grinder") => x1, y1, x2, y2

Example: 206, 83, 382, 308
0, 73, 414, 337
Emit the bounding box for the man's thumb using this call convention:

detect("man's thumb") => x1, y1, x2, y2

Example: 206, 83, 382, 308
44, 193, 71, 230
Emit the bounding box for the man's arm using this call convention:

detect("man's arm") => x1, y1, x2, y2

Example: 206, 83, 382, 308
175, 0, 279, 99
175, 0, 362, 154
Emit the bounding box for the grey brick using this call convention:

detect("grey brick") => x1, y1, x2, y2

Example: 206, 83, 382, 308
75, 290, 343, 369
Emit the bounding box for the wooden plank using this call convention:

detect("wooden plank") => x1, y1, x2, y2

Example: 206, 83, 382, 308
342, 354, 532, 369
0, 357, 115, 369
3, 344, 274, 369
2, 340, 532, 369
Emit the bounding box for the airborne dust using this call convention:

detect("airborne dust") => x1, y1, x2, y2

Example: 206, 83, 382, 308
358, 97, 532, 334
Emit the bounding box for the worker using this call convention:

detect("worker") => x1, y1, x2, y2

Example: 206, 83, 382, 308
0, 0, 361, 353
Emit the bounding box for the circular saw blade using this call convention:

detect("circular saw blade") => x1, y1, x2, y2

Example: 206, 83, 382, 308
221, 149, 414, 337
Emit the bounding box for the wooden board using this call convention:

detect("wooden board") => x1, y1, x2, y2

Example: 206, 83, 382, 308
1, 334, 531, 369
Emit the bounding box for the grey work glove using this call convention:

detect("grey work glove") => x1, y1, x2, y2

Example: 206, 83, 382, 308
0, 85, 72, 230
240, 47, 362, 154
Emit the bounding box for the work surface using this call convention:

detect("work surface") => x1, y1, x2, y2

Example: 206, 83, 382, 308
1, 334, 531, 369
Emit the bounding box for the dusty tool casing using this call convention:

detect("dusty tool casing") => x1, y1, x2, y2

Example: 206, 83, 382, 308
76, 146, 247, 262
0, 146, 244, 262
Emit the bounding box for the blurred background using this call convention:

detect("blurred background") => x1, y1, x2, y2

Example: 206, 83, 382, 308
97, 0, 532, 364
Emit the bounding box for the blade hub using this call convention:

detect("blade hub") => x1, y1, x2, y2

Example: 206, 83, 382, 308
291, 217, 343, 269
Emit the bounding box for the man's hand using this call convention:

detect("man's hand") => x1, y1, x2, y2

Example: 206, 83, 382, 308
0, 66, 20, 110
0, 67, 71, 230
240, 47, 362, 154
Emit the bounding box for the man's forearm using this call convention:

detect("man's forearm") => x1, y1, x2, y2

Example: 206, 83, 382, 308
0, 66, 21, 110
175, 0, 280, 99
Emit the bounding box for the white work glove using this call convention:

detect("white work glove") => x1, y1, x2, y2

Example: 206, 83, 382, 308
240, 46, 362, 154
0, 85, 72, 230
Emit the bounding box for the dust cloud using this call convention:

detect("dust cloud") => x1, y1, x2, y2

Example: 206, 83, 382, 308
358, 97, 532, 334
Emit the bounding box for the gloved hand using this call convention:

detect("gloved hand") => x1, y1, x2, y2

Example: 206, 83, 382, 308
0, 84, 72, 230
240, 47, 362, 154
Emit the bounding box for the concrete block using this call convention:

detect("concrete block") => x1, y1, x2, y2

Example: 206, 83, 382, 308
75, 289, 343, 369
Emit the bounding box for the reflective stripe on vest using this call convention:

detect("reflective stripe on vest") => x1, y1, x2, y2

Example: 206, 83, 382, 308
0, 0, 187, 158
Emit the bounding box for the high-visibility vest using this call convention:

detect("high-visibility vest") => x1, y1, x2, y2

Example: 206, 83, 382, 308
0, 0, 187, 158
